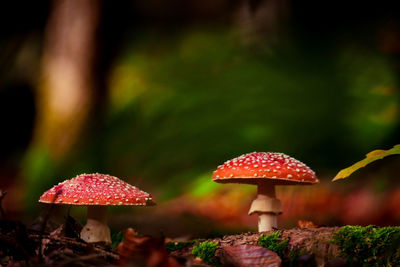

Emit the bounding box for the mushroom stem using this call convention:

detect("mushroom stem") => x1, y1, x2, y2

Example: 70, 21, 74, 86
258, 213, 278, 232
249, 182, 282, 232
80, 206, 111, 244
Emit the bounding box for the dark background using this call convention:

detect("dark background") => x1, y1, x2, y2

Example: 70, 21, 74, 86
0, 0, 399, 237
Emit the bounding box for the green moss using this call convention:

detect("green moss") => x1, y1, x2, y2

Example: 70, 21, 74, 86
331, 225, 400, 266
258, 232, 289, 258
258, 232, 304, 266
192, 241, 220, 266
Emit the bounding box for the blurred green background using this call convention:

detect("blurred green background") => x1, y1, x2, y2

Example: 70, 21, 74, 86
0, 0, 399, 237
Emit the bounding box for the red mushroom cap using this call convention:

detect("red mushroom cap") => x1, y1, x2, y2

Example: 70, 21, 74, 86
39, 173, 155, 206
212, 152, 318, 185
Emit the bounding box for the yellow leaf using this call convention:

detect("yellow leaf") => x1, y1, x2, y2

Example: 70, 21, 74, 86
332, 145, 400, 181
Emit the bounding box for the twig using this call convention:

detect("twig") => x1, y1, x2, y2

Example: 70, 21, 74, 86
29, 233, 119, 260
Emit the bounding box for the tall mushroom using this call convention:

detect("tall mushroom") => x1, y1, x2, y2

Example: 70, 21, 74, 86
212, 152, 318, 232
39, 173, 155, 244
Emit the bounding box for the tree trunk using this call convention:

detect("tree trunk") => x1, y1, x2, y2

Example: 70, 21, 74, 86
36, 0, 101, 157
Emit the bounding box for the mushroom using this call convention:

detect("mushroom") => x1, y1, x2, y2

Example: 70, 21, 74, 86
212, 152, 318, 232
39, 173, 155, 244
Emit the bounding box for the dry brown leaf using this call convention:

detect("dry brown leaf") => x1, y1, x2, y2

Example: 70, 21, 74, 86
217, 245, 281, 267
117, 228, 181, 267
297, 220, 319, 229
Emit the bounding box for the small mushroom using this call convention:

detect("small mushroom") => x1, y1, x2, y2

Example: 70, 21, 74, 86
39, 173, 155, 243
212, 152, 318, 232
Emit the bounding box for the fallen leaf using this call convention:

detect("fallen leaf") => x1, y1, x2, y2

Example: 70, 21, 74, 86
297, 220, 319, 229
332, 144, 400, 181
217, 245, 281, 267
117, 228, 181, 267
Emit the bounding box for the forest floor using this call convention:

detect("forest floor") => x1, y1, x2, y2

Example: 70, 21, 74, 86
0, 213, 345, 267
1, 191, 397, 267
